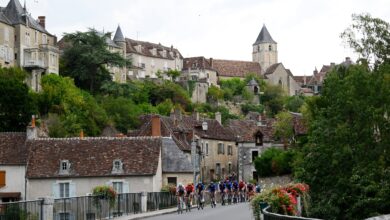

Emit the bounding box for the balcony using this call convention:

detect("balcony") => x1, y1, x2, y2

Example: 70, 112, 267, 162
39, 44, 59, 53
23, 59, 46, 69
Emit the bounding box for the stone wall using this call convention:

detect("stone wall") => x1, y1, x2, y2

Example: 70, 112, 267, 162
258, 175, 293, 189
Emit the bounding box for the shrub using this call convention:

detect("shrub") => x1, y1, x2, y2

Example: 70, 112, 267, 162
254, 148, 295, 177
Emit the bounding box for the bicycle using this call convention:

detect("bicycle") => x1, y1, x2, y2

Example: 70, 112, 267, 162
184, 194, 192, 212
177, 195, 184, 214
209, 191, 216, 208
196, 192, 204, 210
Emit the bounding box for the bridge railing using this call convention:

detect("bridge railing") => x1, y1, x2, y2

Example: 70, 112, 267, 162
263, 206, 322, 220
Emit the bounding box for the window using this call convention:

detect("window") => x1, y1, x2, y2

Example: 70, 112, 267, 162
167, 177, 177, 186
35, 31, 38, 44
201, 142, 204, 154
217, 143, 225, 155
252, 151, 259, 162
216, 163, 221, 176
60, 160, 70, 174
4, 28, 9, 43
112, 159, 123, 173
205, 143, 209, 156
227, 145, 233, 155
255, 131, 263, 146
59, 182, 70, 198
42, 34, 47, 44
269, 45, 272, 51
113, 182, 123, 194
0, 170, 5, 187
228, 163, 232, 174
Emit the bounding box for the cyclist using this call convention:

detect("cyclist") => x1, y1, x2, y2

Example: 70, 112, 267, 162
219, 181, 226, 206
232, 180, 239, 204
176, 183, 186, 214
238, 180, 246, 202
247, 182, 255, 201
208, 181, 217, 208
184, 183, 193, 211
195, 182, 205, 210
225, 180, 232, 205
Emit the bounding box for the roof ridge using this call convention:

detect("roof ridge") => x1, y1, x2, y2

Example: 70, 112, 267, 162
213, 58, 259, 63
32, 136, 161, 141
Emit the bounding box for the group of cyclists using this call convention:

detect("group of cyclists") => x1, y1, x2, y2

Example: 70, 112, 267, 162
175, 177, 261, 214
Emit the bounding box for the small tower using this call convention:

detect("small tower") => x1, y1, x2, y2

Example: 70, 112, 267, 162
252, 24, 278, 73
113, 25, 126, 58
246, 78, 260, 104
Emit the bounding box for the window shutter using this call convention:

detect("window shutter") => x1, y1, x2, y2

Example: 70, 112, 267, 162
70, 213, 75, 220
52, 183, 60, 198
69, 183, 76, 197
0, 171, 5, 187
123, 182, 130, 194
222, 144, 225, 154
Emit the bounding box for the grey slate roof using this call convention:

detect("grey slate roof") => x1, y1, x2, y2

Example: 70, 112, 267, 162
162, 138, 192, 173
113, 25, 125, 42
1, 0, 51, 35
0, 11, 11, 25
253, 25, 277, 45
247, 78, 258, 86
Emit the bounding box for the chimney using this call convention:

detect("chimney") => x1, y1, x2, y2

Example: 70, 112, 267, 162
330, 62, 335, 67
202, 121, 208, 131
303, 75, 307, 85
26, 115, 37, 140
80, 130, 84, 139
209, 58, 213, 67
38, 16, 46, 29
215, 112, 222, 125
151, 116, 161, 137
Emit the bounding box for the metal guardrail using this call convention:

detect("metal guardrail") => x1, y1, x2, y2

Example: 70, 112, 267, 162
0, 199, 43, 220
263, 206, 322, 220
146, 192, 177, 211
53, 193, 142, 220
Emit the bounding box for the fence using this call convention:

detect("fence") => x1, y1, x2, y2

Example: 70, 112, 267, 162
53, 193, 142, 220
263, 206, 322, 220
146, 192, 177, 211
0, 199, 43, 220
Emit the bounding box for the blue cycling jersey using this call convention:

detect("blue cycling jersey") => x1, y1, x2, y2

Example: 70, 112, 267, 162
219, 183, 225, 191
209, 184, 216, 192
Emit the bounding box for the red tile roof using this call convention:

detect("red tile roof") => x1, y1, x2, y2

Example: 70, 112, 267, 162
211, 59, 262, 78
0, 132, 27, 165
26, 137, 162, 179
126, 38, 183, 60
227, 119, 275, 143
183, 57, 214, 71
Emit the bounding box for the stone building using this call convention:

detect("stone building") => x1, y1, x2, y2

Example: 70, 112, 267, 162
107, 25, 127, 83
0, 0, 59, 91
126, 39, 183, 80
227, 115, 277, 182
211, 59, 262, 80
264, 63, 301, 96
252, 25, 278, 73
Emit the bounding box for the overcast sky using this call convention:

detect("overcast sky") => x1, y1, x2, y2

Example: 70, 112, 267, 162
4, 0, 389, 75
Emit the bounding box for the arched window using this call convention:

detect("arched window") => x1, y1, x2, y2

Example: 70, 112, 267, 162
269, 45, 272, 51
254, 86, 259, 94
278, 79, 283, 86
254, 131, 263, 146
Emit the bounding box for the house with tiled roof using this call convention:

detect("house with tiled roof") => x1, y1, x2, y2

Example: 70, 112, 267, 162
227, 115, 280, 182
131, 111, 237, 183
26, 135, 163, 200
126, 38, 183, 80
264, 63, 301, 96
0, 0, 59, 92
0, 132, 28, 202
182, 56, 218, 86
211, 59, 262, 80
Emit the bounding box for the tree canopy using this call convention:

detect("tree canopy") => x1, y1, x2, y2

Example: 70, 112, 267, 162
60, 29, 130, 93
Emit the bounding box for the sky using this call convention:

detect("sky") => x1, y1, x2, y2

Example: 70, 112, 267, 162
3, 0, 390, 75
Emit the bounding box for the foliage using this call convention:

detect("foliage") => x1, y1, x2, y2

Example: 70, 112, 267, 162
39, 75, 108, 137
341, 13, 390, 67
251, 183, 310, 219
195, 104, 239, 124
274, 111, 294, 149
156, 99, 174, 116
92, 185, 117, 208
99, 96, 141, 133
254, 148, 295, 177
293, 64, 390, 219
284, 96, 305, 113
207, 85, 224, 102
262, 84, 285, 116
165, 69, 181, 80
187, 80, 196, 97
219, 77, 246, 101
241, 103, 264, 115
60, 28, 130, 93
0, 68, 37, 131
3, 204, 38, 220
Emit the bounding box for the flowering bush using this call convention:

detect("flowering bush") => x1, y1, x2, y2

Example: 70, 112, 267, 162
92, 185, 117, 208
251, 183, 310, 219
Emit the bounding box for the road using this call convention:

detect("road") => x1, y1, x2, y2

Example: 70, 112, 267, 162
144, 202, 254, 220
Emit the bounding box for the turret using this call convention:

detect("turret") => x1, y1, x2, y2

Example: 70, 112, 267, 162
252, 24, 278, 73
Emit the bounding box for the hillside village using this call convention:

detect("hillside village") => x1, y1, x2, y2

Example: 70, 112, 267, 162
0, 0, 389, 219
0, 0, 352, 201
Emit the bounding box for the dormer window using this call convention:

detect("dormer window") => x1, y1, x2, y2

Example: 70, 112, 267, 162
255, 131, 264, 146
59, 160, 70, 175
112, 159, 123, 174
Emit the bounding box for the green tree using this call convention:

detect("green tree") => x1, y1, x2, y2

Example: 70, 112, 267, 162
39, 75, 108, 137
253, 148, 294, 177
284, 96, 305, 112
60, 29, 130, 93
262, 84, 285, 116
165, 69, 181, 80
0, 68, 37, 131
274, 111, 294, 149
207, 85, 224, 102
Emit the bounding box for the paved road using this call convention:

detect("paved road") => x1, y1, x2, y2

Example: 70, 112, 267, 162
144, 202, 254, 220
